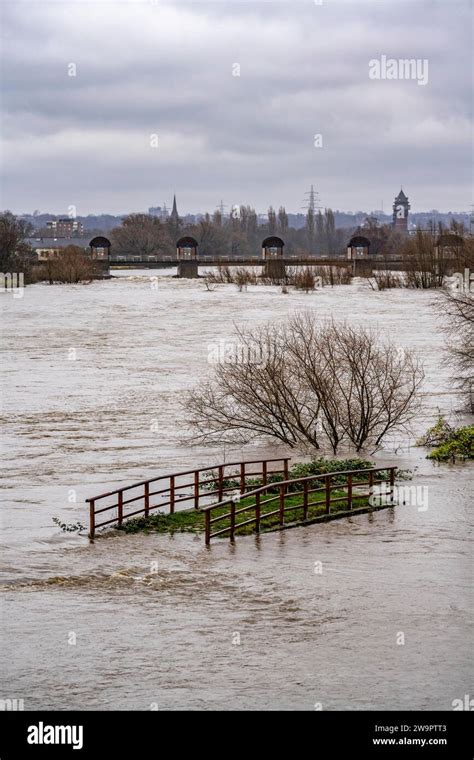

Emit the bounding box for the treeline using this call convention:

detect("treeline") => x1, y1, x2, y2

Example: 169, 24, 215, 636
110, 207, 353, 258
110, 208, 473, 260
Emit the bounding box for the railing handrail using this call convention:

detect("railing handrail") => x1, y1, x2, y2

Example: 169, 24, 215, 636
85, 457, 289, 502
203, 465, 398, 543
200, 466, 396, 512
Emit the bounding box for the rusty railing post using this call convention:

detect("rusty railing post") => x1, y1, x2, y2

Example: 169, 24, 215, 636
240, 462, 246, 495
194, 470, 200, 509
118, 491, 123, 527
279, 485, 285, 526
218, 465, 224, 502
325, 475, 331, 515
230, 499, 236, 542
348, 473, 353, 510
170, 475, 175, 514
144, 482, 150, 517
283, 458, 289, 481
369, 470, 374, 503
303, 481, 308, 520
262, 460, 267, 486
205, 509, 211, 545
390, 467, 395, 503
255, 492, 261, 533
89, 499, 95, 539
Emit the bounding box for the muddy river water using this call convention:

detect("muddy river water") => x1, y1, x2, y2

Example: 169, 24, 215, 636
0, 272, 472, 710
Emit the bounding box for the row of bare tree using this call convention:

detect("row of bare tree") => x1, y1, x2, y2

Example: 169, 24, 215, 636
365, 230, 474, 290
110, 208, 349, 259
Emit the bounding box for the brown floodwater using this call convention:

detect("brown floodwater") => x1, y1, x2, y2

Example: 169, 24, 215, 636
0, 272, 472, 709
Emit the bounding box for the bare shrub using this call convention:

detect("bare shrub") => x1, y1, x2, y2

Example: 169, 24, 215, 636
38, 246, 94, 284
402, 230, 473, 289
260, 271, 288, 286
205, 266, 258, 288
373, 270, 405, 290
187, 321, 322, 449
234, 267, 258, 291
293, 267, 316, 292
203, 274, 218, 291
212, 265, 233, 283
285, 265, 351, 290
288, 315, 423, 452
403, 232, 443, 288
204, 264, 352, 291
187, 313, 424, 454
316, 265, 352, 286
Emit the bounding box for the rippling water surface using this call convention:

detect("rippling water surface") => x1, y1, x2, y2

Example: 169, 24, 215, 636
0, 272, 472, 709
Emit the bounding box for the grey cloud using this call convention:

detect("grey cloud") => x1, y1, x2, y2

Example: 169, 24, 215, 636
1, 0, 471, 213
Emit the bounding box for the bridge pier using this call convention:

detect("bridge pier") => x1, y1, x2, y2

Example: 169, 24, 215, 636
352, 258, 375, 277
264, 259, 286, 280
92, 260, 110, 277
177, 260, 199, 278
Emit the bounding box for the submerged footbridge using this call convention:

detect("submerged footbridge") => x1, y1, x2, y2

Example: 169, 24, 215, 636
86, 457, 397, 543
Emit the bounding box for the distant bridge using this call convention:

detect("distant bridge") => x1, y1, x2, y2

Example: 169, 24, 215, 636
107, 255, 408, 273
109, 255, 348, 265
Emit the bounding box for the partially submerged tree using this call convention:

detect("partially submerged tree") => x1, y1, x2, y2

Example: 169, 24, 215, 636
187, 314, 424, 454
286, 315, 423, 453
40, 245, 95, 284
436, 288, 474, 412
188, 322, 321, 449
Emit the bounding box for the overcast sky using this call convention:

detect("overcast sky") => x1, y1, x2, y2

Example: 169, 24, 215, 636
1, 0, 472, 215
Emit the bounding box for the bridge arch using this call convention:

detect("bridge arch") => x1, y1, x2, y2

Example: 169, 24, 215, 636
347, 235, 371, 259
176, 236, 198, 260
262, 236, 285, 259
89, 236, 111, 260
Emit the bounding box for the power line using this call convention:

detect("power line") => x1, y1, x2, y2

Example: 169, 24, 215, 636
217, 200, 227, 216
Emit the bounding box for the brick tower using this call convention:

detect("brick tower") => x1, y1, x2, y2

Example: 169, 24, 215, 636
392, 188, 410, 234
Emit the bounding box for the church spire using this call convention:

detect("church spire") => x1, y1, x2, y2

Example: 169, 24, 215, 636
171, 194, 179, 219
169, 193, 181, 239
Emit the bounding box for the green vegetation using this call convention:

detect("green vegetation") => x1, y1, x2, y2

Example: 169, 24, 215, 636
52, 517, 86, 533
121, 509, 206, 535
417, 415, 474, 462
119, 488, 373, 537
201, 457, 380, 494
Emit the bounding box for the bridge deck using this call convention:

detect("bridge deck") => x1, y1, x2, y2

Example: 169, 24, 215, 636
109, 256, 352, 267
